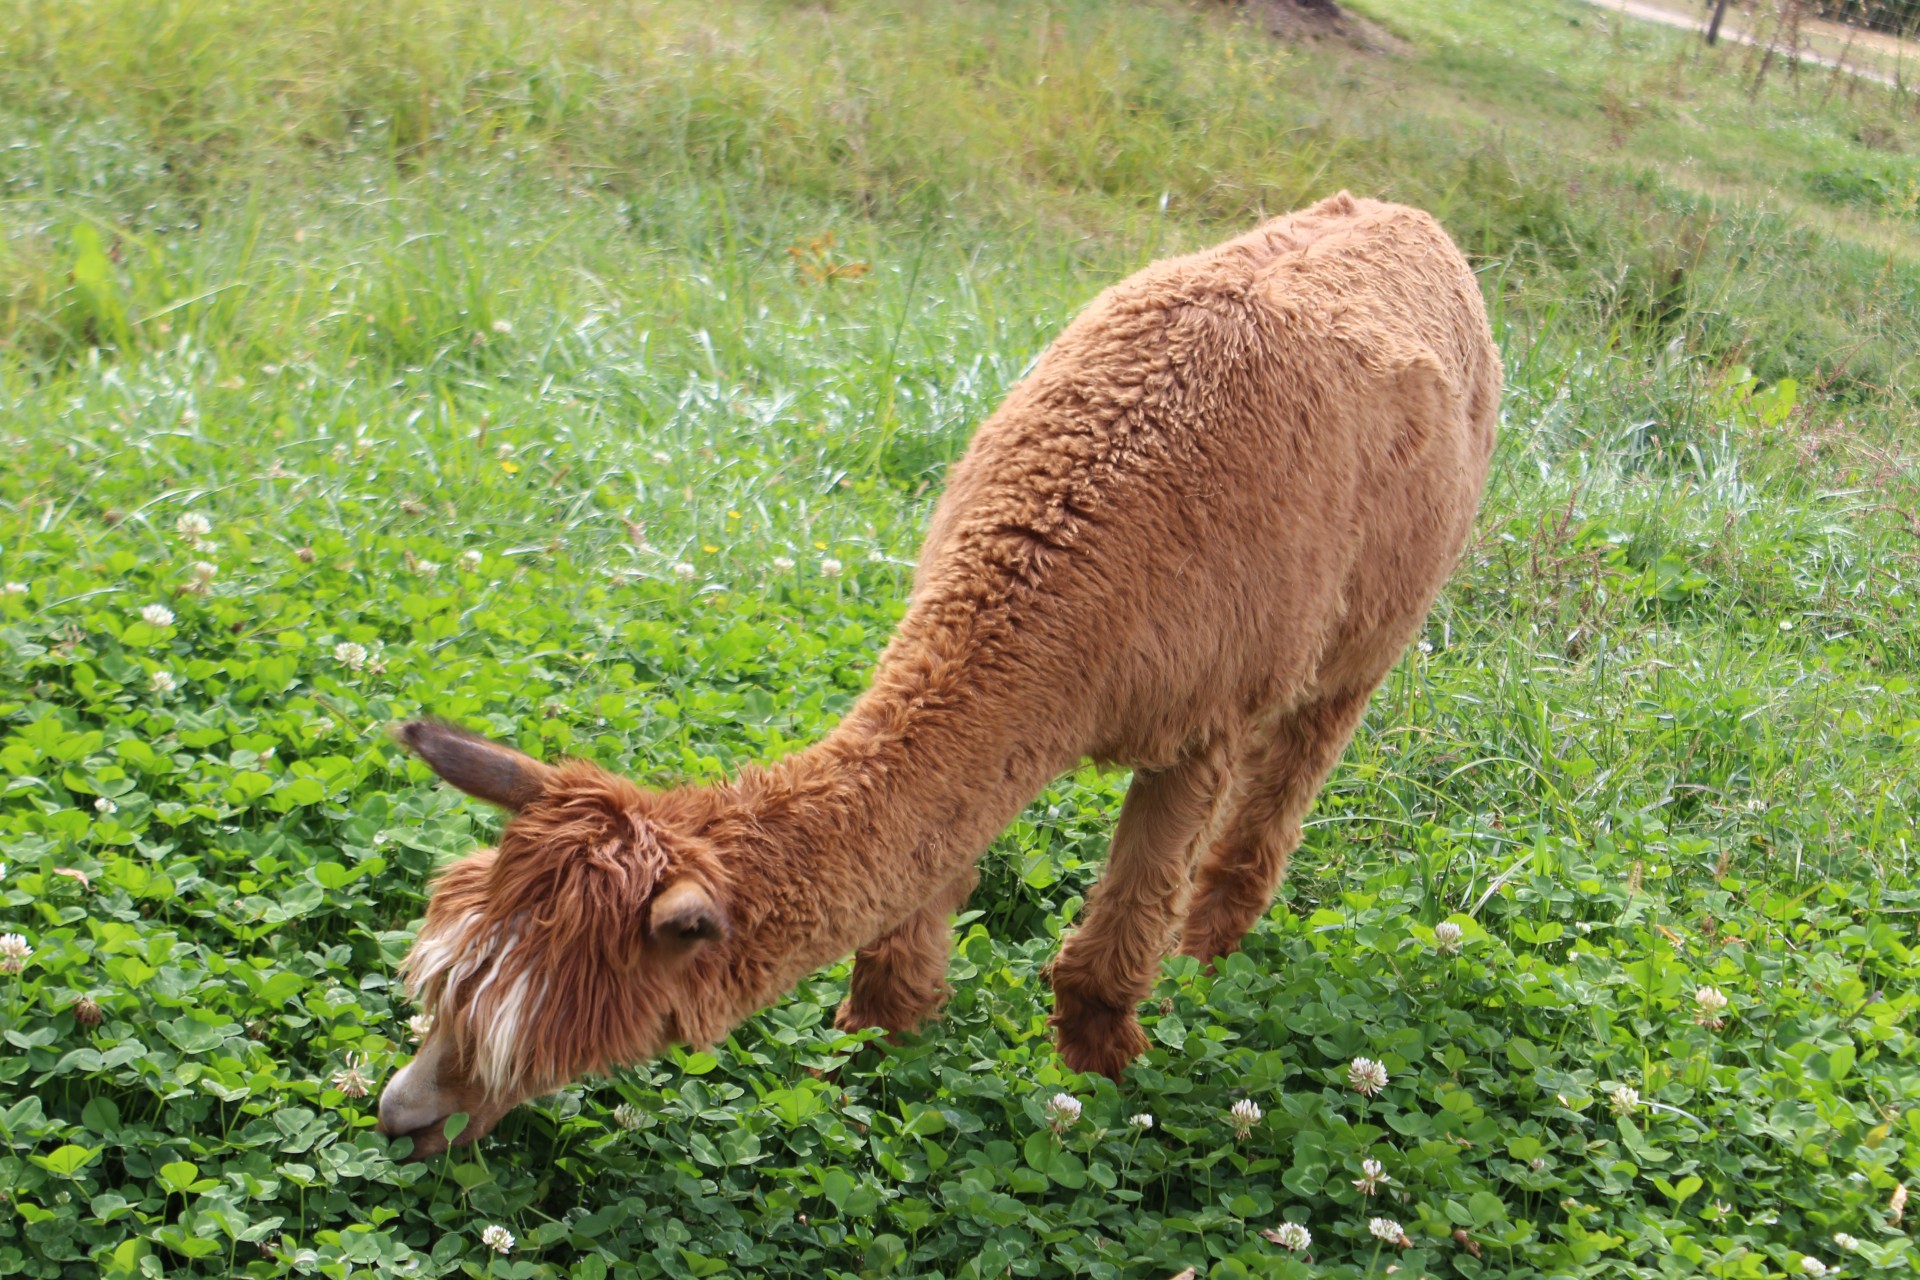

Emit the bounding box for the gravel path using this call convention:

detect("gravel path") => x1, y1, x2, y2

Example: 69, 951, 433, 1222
1581, 0, 1916, 89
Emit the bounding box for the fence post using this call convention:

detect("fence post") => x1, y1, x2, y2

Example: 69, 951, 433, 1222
1706, 0, 1732, 43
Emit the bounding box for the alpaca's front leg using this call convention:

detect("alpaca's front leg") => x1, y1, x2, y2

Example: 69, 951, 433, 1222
835, 868, 979, 1037
1050, 743, 1228, 1078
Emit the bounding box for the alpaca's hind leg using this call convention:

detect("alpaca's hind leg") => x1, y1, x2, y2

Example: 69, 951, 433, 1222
835, 867, 979, 1037
1177, 688, 1372, 964
1050, 742, 1229, 1078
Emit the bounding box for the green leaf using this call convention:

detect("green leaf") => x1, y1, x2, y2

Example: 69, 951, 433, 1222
81, 1096, 121, 1133
271, 776, 328, 810
1468, 1189, 1508, 1225
1045, 1149, 1087, 1189
311, 860, 357, 889
1654, 1175, 1702, 1205
819, 1167, 855, 1213
223, 770, 275, 804
157, 1160, 200, 1193
1827, 1044, 1856, 1083
32, 1144, 99, 1177
1023, 1130, 1055, 1176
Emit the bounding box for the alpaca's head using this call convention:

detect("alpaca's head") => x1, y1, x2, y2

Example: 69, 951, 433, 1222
377, 721, 731, 1160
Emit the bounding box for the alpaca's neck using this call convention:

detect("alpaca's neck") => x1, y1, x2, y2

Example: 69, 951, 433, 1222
681, 608, 1082, 1036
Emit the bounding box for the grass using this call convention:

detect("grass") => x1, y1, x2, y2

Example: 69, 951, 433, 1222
1, 0, 1918, 1275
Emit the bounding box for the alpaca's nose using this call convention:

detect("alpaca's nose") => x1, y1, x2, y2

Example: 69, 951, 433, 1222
376, 1061, 442, 1138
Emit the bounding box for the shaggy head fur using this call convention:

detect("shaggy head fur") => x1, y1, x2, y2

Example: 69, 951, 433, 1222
378, 722, 730, 1157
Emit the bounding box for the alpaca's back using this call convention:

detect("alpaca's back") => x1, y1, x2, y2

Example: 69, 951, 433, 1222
905, 192, 1499, 769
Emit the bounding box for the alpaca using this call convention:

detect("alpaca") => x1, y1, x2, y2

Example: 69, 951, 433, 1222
377, 192, 1500, 1159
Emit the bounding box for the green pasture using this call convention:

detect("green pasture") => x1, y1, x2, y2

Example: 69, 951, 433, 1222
1, 0, 1917, 1275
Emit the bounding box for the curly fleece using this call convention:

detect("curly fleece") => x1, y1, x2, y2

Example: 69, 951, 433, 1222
378, 192, 1500, 1154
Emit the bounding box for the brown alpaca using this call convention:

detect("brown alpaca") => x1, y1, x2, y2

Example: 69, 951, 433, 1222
377, 192, 1499, 1158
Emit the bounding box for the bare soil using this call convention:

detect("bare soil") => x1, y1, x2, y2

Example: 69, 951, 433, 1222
1213, 0, 1405, 53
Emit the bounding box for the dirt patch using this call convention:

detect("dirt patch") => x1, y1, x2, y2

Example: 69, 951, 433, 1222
1210, 0, 1405, 53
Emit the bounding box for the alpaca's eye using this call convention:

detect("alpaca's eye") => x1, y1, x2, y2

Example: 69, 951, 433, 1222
671, 915, 724, 943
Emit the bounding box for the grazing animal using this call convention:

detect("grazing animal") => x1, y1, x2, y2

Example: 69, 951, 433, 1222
377, 192, 1499, 1158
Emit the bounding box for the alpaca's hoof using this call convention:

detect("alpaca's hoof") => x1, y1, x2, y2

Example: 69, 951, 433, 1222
832, 998, 877, 1035
833, 993, 939, 1040
1051, 990, 1147, 1080
1175, 920, 1243, 968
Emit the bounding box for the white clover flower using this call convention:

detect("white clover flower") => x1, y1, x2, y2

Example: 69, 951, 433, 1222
481, 1224, 514, 1255
1801, 1258, 1829, 1277
772, 556, 796, 572
140, 603, 175, 628
459, 549, 483, 573
1368, 1217, 1407, 1246
1263, 1222, 1311, 1251
93, 797, 117, 814
1694, 986, 1730, 1027
408, 1013, 433, 1042
331, 1053, 373, 1099
490, 319, 513, 335
1608, 1085, 1641, 1115
1127, 1113, 1155, 1131
2, 582, 26, 596
612, 1102, 642, 1131
671, 562, 696, 581
1832, 1233, 1860, 1251
152, 669, 180, 693
414, 559, 439, 579
0, 933, 32, 974
1043, 1093, 1081, 1133
1432, 921, 1463, 954
1417, 639, 1433, 655
333, 641, 369, 671
1348, 1057, 1389, 1096
820, 557, 843, 578
189, 560, 217, 582
175, 512, 212, 538
650, 450, 671, 465
1230, 1098, 1263, 1138
1353, 1157, 1390, 1194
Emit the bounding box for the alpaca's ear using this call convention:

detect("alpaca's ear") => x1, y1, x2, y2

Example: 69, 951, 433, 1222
394, 720, 556, 811
647, 879, 729, 953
